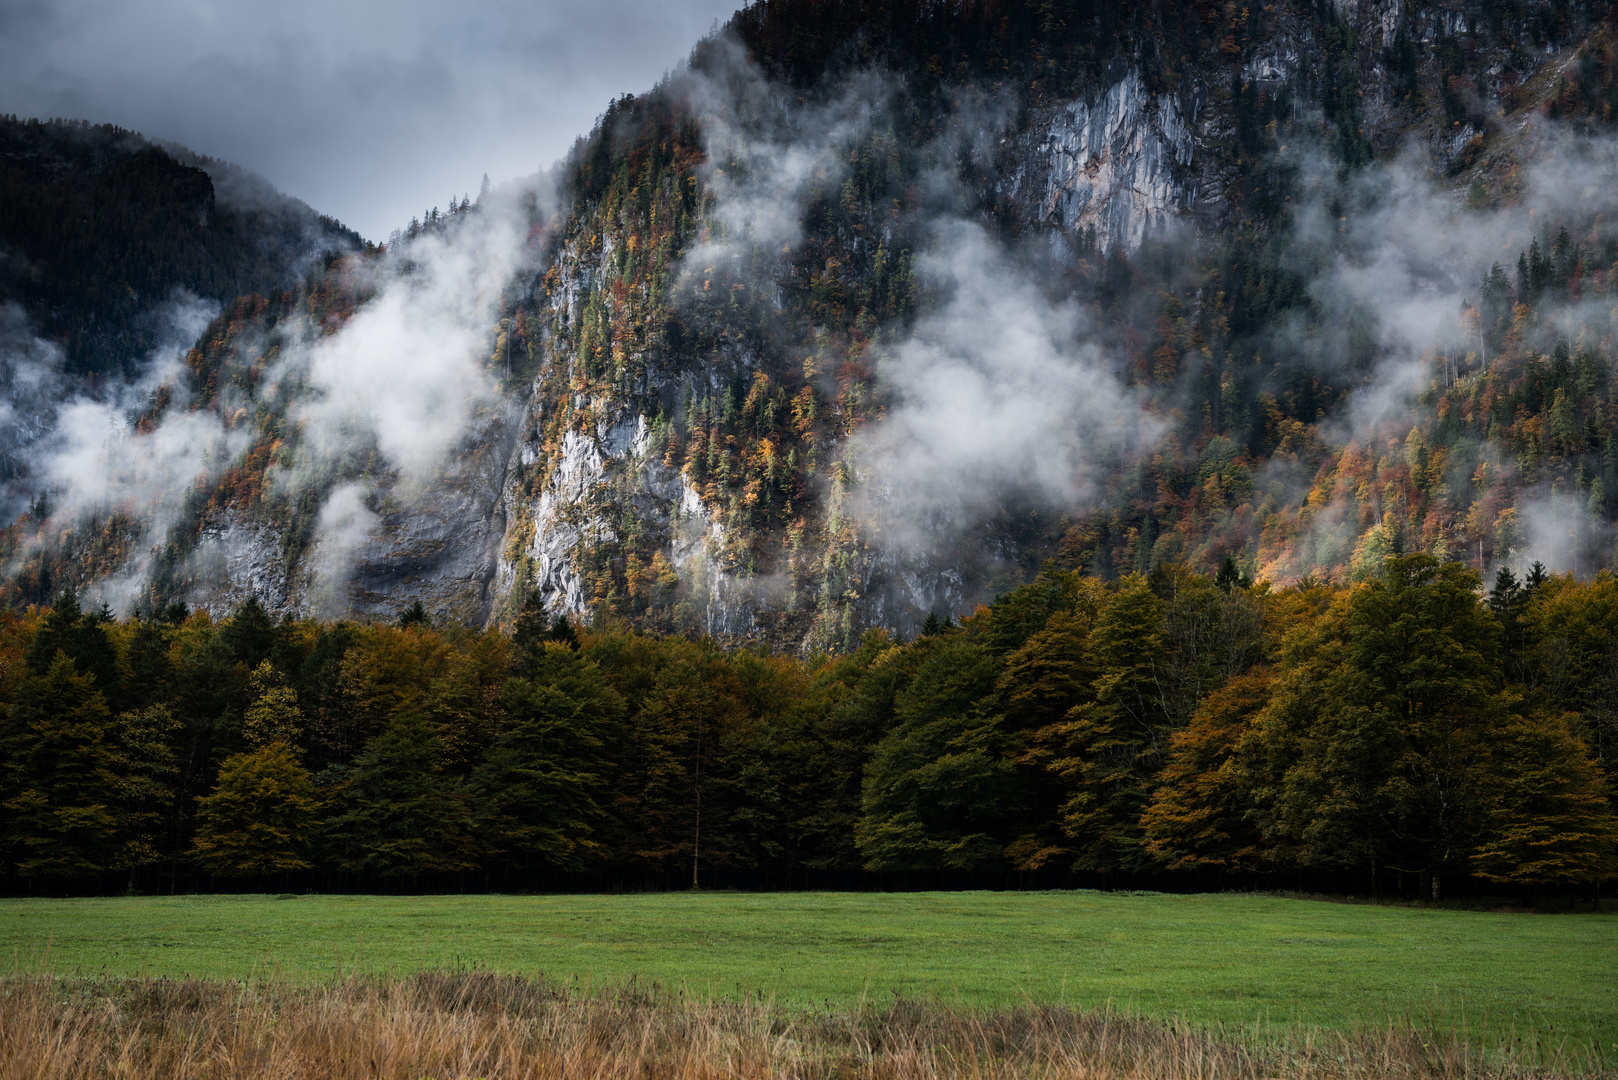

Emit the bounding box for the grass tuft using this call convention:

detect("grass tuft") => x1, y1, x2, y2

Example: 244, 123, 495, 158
0, 971, 1607, 1079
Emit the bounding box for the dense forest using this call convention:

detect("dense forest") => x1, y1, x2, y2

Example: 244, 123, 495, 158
2, 556, 1613, 897
3, 0, 1618, 899
0, 116, 361, 382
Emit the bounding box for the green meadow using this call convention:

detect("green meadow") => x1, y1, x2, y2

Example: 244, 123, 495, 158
3, 891, 1613, 1054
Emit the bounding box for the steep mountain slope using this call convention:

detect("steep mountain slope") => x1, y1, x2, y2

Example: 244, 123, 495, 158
0, 117, 363, 529
5, 0, 1618, 651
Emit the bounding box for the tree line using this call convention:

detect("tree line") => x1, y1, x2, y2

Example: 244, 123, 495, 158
1, 555, 1615, 897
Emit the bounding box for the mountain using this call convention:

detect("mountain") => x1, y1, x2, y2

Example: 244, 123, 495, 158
0, 117, 362, 379
0, 116, 363, 533
4, 0, 1618, 651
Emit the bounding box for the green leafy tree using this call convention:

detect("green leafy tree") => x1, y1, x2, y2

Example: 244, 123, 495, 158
1, 653, 121, 878
995, 608, 1098, 870
191, 741, 318, 877
1264, 556, 1507, 896
241, 661, 304, 751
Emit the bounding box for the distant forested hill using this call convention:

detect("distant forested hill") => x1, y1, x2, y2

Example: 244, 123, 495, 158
0, 116, 361, 380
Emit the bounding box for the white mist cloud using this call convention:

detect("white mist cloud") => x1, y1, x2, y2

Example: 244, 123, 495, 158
850, 221, 1159, 546
1, 291, 233, 609
672, 49, 1156, 565
253, 182, 542, 596
305, 481, 380, 611
0, 302, 65, 522
286, 201, 524, 486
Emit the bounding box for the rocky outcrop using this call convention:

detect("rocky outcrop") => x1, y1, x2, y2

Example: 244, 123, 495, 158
1034, 70, 1198, 251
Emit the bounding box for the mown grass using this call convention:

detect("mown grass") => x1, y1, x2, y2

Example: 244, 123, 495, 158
2, 891, 1613, 1065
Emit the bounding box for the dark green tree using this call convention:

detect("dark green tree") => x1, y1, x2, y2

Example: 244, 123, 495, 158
856, 635, 1018, 872
25, 586, 119, 702
1054, 575, 1171, 873
1472, 711, 1618, 889
329, 710, 478, 879
219, 595, 279, 669
474, 644, 625, 873
1, 653, 121, 879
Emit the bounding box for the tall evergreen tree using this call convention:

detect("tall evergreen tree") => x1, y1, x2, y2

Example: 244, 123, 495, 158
25, 586, 119, 702
474, 644, 624, 873
857, 635, 1017, 872
329, 710, 477, 880
1, 653, 120, 879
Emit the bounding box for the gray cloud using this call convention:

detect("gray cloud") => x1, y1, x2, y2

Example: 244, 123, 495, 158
0, 0, 738, 239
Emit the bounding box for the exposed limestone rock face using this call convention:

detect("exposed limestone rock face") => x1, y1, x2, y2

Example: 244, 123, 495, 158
188, 410, 515, 625
195, 513, 291, 613
1037, 70, 1198, 251
342, 415, 515, 625
156, 0, 1589, 639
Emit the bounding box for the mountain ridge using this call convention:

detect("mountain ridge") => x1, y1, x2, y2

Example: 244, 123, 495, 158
3, 0, 1618, 654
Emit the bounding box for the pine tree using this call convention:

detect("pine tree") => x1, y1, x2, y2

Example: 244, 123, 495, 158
1, 653, 121, 878
25, 585, 119, 701
1052, 576, 1170, 874
220, 595, 278, 669
112, 704, 182, 882
397, 600, 430, 629
330, 710, 477, 879
474, 643, 624, 873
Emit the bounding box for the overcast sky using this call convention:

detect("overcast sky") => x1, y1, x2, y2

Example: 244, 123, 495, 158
0, 0, 741, 239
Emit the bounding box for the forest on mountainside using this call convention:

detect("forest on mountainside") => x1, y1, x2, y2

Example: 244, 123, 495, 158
0, 116, 362, 382
2, 557, 1613, 897
11, 0, 1618, 642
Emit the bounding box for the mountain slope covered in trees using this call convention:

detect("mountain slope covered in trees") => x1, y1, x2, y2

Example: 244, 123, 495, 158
0, 116, 362, 380
2, 0, 1618, 650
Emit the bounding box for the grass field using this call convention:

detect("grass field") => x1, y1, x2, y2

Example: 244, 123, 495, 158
3, 891, 1614, 1058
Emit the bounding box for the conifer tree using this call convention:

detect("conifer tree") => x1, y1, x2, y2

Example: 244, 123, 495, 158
220, 595, 278, 669
25, 585, 119, 701
112, 704, 182, 883
857, 634, 1016, 872
329, 710, 477, 879
474, 643, 624, 873
1, 653, 121, 878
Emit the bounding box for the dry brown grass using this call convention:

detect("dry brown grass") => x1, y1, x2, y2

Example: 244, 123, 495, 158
0, 971, 1604, 1080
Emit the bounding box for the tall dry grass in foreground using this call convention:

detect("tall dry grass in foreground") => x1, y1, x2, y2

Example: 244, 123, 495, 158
0, 971, 1604, 1080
